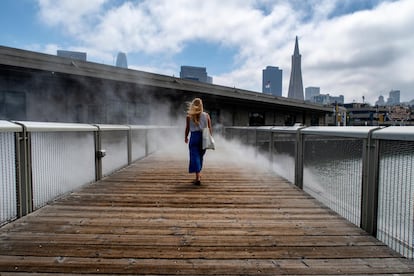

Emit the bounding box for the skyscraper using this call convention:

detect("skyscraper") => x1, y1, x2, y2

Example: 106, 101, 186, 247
387, 90, 400, 105
375, 95, 385, 106
305, 87, 320, 101
57, 50, 87, 61
180, 66, 212, 84
287, 36, 304, 100
262, 66, 282, 97
116, 52, 128, 68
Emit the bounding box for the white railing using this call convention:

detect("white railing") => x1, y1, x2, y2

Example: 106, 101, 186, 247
224, 125, 414, 259
96, 124, 130, 177
0, 121, 20, 225
373, 127, 414, 258
0, 120, 174, 226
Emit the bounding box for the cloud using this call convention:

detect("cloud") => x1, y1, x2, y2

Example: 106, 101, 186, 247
35, 0, 414, 103
301, 0, 414, 102
86, 0, 275, 54
37, 0, 107, 35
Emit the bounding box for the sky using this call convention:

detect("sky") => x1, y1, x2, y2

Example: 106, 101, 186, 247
1, 0, 413, 104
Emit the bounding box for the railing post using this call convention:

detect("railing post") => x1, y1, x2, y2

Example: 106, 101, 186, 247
127, 127, 132, 165
360, 130, 380, 236
94, 128, 103, 181
145, 129, 149, 156
254, 128, 258, 156
14, 125, 33, 217
269, 129, 274, 163
294, 128, 304, 189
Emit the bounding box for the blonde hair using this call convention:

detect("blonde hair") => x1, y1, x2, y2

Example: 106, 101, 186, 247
187, 98, 204, 125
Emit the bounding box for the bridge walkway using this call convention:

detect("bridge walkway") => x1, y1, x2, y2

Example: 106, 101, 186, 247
1, 146, 414, 275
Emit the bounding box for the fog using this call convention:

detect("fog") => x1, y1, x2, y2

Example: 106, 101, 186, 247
155, 125, 296, 184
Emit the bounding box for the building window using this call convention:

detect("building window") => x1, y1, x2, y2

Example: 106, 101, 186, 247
249, 112, 265, 126
311, 114, 319, 126
284, 114, 296, 126
0, 91, 27, 120
209, 109, 220, 125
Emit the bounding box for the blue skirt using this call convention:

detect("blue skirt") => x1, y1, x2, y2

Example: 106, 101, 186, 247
188, 131, 206, 173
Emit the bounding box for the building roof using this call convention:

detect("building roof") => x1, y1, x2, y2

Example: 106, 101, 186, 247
0, 45, 331, 113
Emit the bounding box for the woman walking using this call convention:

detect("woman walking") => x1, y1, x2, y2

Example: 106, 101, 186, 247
184, 98, 212, 185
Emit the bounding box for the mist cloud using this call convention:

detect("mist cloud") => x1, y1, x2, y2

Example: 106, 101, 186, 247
35, 0, 414, 103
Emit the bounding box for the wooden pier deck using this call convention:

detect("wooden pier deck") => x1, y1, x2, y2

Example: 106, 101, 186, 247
1, 146, 414, 275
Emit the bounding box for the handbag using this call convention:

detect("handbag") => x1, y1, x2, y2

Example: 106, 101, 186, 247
202, 128, 215, 150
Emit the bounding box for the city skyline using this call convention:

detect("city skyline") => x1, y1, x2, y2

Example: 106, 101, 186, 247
305, 86, 406, 106
1, 0, 413, 104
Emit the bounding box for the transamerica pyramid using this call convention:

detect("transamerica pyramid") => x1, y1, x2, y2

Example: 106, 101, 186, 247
287, 36, 304, 100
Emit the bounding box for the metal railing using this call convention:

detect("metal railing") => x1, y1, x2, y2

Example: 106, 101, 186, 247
0, 121, 20, 226
224, 125, 414, 259
373, 127, 414, 258
0, 120, 173, 226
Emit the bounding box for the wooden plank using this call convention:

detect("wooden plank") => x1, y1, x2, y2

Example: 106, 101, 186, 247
0, 233, 381, 246
0, 151, 414, 275
1, 256, 414, 275
0, 244, 401, 259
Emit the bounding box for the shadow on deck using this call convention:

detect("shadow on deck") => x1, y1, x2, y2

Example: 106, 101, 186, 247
1, 143, 414, 275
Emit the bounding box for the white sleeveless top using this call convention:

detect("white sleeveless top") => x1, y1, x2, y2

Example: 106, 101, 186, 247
189, 112, 208, 132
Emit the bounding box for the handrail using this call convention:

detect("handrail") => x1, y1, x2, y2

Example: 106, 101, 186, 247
0, 120, 23, 132
227, 125, 414, 141
226, 125, 414, 142
129, 125, 177, 130
0, 120, 22, 132
372, 126, 414, 141
300, 126, 382, 138
94, 124, 130, 131
13, 121, 98, 132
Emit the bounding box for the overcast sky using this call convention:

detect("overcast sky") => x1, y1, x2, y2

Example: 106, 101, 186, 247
1, 0, 413, 104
